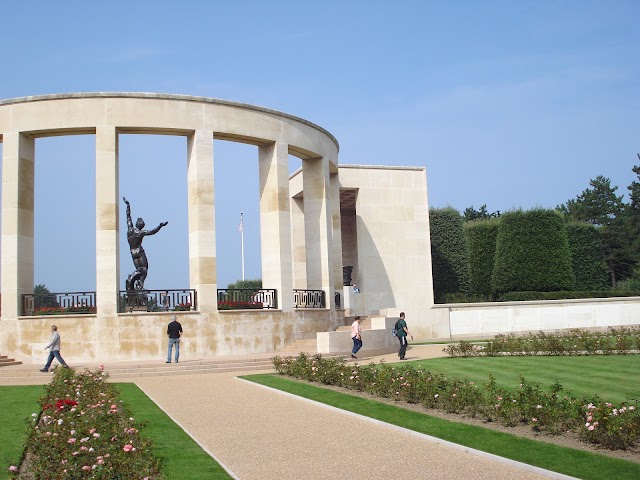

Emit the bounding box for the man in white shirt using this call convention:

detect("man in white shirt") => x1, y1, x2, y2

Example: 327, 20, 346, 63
40, 325, 69, 372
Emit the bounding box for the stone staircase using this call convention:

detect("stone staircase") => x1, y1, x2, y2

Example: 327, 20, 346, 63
280, 317, 375, 356
335, 316, 372, 331
0, 356, 276, 386
0, 355, 22, 367
279, 338, 320, 355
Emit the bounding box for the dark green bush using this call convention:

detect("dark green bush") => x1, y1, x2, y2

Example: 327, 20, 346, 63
442, 292, 491, 303
492, 209, 575, 294
566, 222, 609, 290
227, 279, 262, 290
430, 207, 470, 302
465, 218, 500, 296
497, 290, 640, 302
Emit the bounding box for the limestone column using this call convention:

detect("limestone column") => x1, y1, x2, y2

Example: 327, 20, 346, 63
302, 157, 332, 295
187, 131, 216, 312
290, 195, 306, 289
329, 173, 344, 309
95, 126, 120, 316
258, 141, 293, 311
1, 132, 35, 318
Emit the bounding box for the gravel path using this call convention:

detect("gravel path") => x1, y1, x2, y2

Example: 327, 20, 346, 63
135, 348, 574, 480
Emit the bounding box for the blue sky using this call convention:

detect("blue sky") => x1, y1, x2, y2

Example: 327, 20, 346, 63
0, 0, 638, 292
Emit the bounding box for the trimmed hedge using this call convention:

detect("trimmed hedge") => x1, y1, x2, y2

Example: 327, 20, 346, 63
430, 207, 470, 302
492, 209, 575, 294
497, 290, 640, 302
465, 218, 500, 296
566, 222, 609, 290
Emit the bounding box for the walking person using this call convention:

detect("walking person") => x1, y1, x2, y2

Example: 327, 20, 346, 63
397, 312, 413, 360
351, 316, 362, 359
40, 325, 69, 372
166, 315, 183, 363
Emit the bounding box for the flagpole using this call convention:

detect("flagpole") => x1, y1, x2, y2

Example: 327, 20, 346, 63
240, 212, 245, 281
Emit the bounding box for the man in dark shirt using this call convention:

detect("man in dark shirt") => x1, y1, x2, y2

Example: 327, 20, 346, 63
396, 312, 413, 360
166, 315, 183, 363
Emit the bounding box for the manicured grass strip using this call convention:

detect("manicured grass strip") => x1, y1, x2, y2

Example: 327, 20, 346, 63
115, 383, 232, 480
243, 374, 640, 480
403, 355, 640, 404
0, 385, 45, 470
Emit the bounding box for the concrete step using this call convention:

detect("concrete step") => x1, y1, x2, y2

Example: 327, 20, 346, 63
0, 356, 277, 385
336, 317, 373, 331
0, 354, 22, 368
281, 338, 318, 354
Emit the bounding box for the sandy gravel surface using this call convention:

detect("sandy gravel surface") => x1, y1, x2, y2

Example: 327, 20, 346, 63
135, 364, 571, 480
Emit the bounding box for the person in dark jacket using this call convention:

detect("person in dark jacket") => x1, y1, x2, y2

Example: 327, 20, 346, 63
166, 315, 183, 363
396, 312, 413, 360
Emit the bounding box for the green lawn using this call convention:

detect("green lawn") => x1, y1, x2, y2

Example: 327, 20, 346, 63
402, 354, 640, 404
244, 373, 640, 480
1, 383, 231, 479
0, 385, 45, 470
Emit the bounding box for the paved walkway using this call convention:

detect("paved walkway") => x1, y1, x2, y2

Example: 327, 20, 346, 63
133, 346, 573, 480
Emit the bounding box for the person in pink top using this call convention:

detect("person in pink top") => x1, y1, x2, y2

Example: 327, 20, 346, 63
351, 316, 362, 359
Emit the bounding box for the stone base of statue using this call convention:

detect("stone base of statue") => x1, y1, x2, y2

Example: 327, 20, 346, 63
125, 290, 149, 312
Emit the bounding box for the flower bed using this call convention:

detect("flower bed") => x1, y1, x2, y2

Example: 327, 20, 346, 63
217, 301, 263, 310
35, 306, 97, 315
444, 326, 640, 357
9, 367, 162, 478
273, 353, 640, 450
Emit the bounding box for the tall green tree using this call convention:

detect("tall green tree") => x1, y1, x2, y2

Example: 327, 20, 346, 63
626, 154, 640, 259
34, 283, 58, 308
463, 204, 500, 222
558, 175, 635, 286
557, 175, 624, 226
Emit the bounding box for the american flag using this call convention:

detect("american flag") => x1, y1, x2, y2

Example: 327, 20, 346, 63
238, 214, 244, 232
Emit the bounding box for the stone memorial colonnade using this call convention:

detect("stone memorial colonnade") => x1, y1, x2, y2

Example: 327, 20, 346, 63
0, 93, 343, 363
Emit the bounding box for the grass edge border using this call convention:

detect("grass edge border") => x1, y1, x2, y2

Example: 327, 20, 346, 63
121, 382, 240, 480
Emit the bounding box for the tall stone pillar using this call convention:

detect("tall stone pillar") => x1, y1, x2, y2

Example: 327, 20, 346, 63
1, 132, 35, 318
258, 141, 293, 311
329, 173, 344, 309
291, 196, 306, 289
302, 157, 332, 293
187, 130, 217, 312
95, 126, 120, 316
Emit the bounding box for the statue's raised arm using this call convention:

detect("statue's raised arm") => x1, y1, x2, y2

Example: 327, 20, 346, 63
123, 197, 133, 229
147, 221, 168, 236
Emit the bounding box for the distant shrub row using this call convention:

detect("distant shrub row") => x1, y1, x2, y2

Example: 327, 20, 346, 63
444, 289, 640, 303
444, 327, 640, 357
431, 208, 613, 303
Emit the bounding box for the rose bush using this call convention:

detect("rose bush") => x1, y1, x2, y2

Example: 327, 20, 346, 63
444, 326, 640, 357
273, 353, 640, 450
10, 366, 162, 479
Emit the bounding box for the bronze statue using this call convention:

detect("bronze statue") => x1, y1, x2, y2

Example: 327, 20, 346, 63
123, 197, 168, 291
